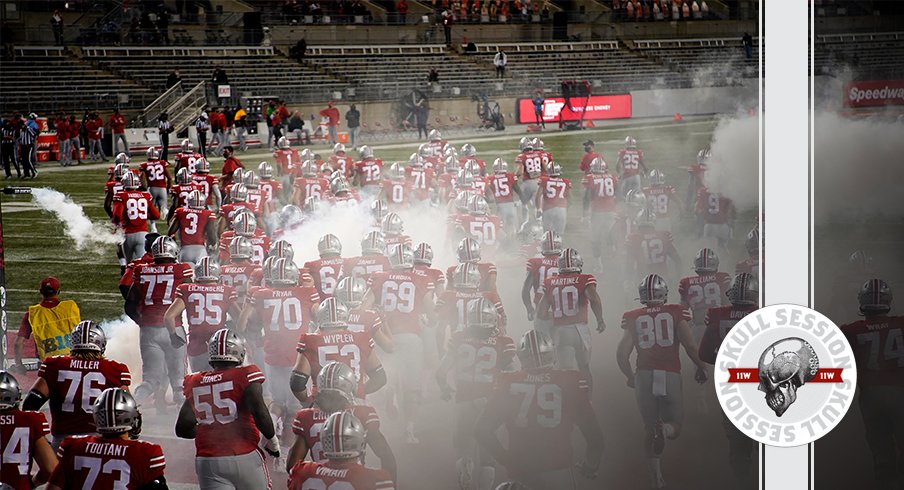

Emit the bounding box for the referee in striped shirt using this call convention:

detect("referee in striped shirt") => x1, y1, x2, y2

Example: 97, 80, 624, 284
158, 112, 172, 162
1, 118, 21, 179
18, 113, 39, 179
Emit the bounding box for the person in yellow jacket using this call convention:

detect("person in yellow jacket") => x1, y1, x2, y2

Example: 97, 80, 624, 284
12, 277, 80, 371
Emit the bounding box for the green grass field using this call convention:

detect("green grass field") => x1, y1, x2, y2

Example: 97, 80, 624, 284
2, 116, 726, 324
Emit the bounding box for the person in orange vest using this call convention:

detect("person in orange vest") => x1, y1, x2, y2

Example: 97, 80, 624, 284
12, 277, 81, 372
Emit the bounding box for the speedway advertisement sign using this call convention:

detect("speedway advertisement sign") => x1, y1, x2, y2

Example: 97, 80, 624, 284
517, 94, 633, 124
843, 79, 904, 107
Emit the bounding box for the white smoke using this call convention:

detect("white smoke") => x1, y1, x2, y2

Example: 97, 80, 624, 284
31, 187, 121, 250
703, 112, 760, 213
100, 315, 143, 383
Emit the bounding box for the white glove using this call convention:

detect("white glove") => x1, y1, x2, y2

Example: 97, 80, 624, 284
264, 435, 280, 458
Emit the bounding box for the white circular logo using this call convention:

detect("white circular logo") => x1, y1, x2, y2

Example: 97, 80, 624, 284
715, 304, 857, 447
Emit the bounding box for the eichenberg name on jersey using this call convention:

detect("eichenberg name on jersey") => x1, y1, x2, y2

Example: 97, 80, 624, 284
844, 79, 904, 107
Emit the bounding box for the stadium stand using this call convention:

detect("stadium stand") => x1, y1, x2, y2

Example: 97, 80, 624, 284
633, 37, 759, 86
813, 31, 904, 78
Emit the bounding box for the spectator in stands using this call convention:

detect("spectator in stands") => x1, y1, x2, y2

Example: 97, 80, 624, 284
1, 118, 20, 179
211, 66, 229, 95
51, 10, 64, 46
234, 104, 248, 151
55, 112, 71, 167
289, 111, 311, 145
441, 9, 453, 46
494, 49, 507, 79
427, 67, 440, 87
68, 115, 83, 166
320, 101, 341, 145
195, 111, 210, 158
652, 1, 662, 19
310, 2, 324, 22
398, 0, 409, 24
671, 1, 679, 20
742, 32, 753, 60
532, 90, 545, 128
415, 99, 429, 139
86, 112, 106, 162
158, 112, 172, 162
541, 1, 550, 21
691, 0, 701, 19
109, 108, 129, 158
290, 38, 307, 62
681, 1, 690, 19
701, 0, 709, 18
346, 104, 361, 150
157, 8, 171, 45
166, 69, 182, 90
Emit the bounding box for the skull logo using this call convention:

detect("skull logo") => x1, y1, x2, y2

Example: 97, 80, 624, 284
757, 337, 819, 417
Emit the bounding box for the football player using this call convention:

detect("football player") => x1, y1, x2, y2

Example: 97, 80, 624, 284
679, 248, 731, 337
582, 157, 618, 270
287, 362, 397, 478
192, 157, 221, 211
343, 231, 391, 284
176, 329, 280, 488
218, 183, 257, 235
104, 163, 134, 274
328, 176, 360, 206
735, 226, 761, 281
167, 167, 205, 222
22, 320, 131, 450
696, 188, 735, 252
579, 139, 601, 175
487, 158, 521, 237
625, 208, 682, 281
336, 276, 394, 353
457, 195, 503, 255
445, 238, 498, 293
514, 137, 544, 218
617, 135, 647, 197
458, 143, 486, 174
522, 231, 561, 325
48, 388, 166, 490
257, 161, 284, 206
139, 146, 172, 230
840, 279, 904, 490
414, 242, 446, 294
476, 329, 604, 487
405, 153, 435, 203
0, 371, 57, 489
304, 234, 345, 299
366, 244, 437, 443
329, 143, 353, 178
436, 263, 507, 351
243, 170, 272, 217
113, 172, 160, 262
535, 162, 571, 235
643, 169, 681, 231
536, 248, 605, 382
685, 149, 709, 214
165, 257, 239, 372
381, 212, 412, 250
288, 412, 395, 490
238, 258, 320, 447
274, 136, 301, 180
218, 212, 270, 266
167, 189, 216, 264
382, 163, 412, 209
533, 138, 553, 170
354, 145, 384, 198
698, 272, 758, 488
220, 236, 263, 306
293, 159, 330, 205
616, 273, 708, 490
175, 138, 202, 174
125, 236, 194, 410
436, 299, 515, 490
425, 129, 447, 155
293, 298, 387, 404
517, 220, 545, 259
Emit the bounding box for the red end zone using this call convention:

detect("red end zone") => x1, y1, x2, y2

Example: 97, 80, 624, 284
517, 94, 632, 124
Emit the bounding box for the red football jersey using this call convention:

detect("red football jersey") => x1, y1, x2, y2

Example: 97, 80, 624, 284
291, 406, 380, 463
699, 305, 757, 364
294, 176, 330, 203
245, 188, 269, 216
445, 262, 496, 292
457, 156, 486, 174
414, 264, 446, 291
182, 365, 266, 457
696, 190, 735, 225
542, 273, 597, 327
538, 176, 571, 209
618, 148, 644, 177
297, 330, 376, 397
191, 173, 219, 206
304, 257, 345, 299
0, 409, 50, 489
436, 289, 506, 333
330, 154, 353, 178
488, 369, 591, 472
218, 230, 270, 266
625, 230, 677, 277
133, 262, 194, 327
457, 215, 502, 248
170, 182, 205, 209
368, 270, 435, 335
471, 176, 490, 197
274, 148, 302, 175
173, 207, 215, 247
381, 180, 411, 208
383, 234, 412, 251
259, 179, 282, 204
347, 308, 384, 336
139, 159, 169, 188
515, 151, 544, 180
113, 190, 160, 234
405, 166, 434, 201
425, 140, 447, 155
621, 304, 692, 373
841, 315, 904, 386
437, 173, 456, 199
356, 159, 385, 187
176, 151, 203, 173
644, 184, 678, 217
489, 173, 517, 204
582, 173, 618, 213
39, 356, 131, 436
687, 163, 707, 186
289, 460, 394, 490
220, 261, 261, 303
447, 332, 515, 402
50, 435, 165, 489
579, 151, 601, 174
678, 272, 731, 325
249, 286, 321, 366
526, 255, 559, 305
175, 283, 238, 356
343, 255, 390, 283
329, 192, 361, 207
104, 179, 125, 199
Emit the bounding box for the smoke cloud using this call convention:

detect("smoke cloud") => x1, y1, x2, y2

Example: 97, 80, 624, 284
31, 187, 121, 250
704, 113, 760, 213
100, 315, 143, 383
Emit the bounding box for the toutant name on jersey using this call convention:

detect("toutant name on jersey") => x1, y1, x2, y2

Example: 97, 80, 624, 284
86, 442, 129, 457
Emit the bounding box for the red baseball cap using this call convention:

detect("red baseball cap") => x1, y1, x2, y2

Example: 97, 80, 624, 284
327, 101, 335, 107
40, 276, 60, 295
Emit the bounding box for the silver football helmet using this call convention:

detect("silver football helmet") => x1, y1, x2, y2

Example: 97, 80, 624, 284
315, 362, 357, 413
151, 236, 179, 259
318, 233, 342, 257
693, 248, 719, 274
333, 143, 346, 155
361, 231, 386, 256
540, 231, 562, 256
453, 262, 481, 290
389, 243, 414, 270
114, 163, 132, 182
71, 320, 107, 354
414, 243, 434, 266
230, 183, 248, 202
649, 169, 666, 186
233, 212, 257, 237
589, 157, 608, 174
557, 248, 583, 274
93, 388, 142, 438
195, 157, 211, 174
180, 139, 193, 153
301, 160, 318, 178
271, 258, 300, 286
428, 129, 442, 142
269, 239, 295, 261
388, 162, 406, 181
242, 171, 260, 190
321, 411, 367, 460
492, 158, 508, 174
519, 136, 534, 152
358, 145, 374, 160
175, 167, 192, 185
517, 329, 556, 370
638, 274, 669, 306
194, 256, 220, 283
115, 152, 131, 166
187, 190, 206, 210
0, 370, 21, 409
625, 135, 637, 149
547, 161, 562, 177
229, 236, 253, 260
277, 136, 290, 149
461, 143, 477, 157
146, 146, 160, 160
858, 278, 892, 315
303, 196, 323, 214
457, 237, 481, 262
121, 171, 141, 190
467, 297, 498, 334
335, 276, 367, 308
381, 213, 404, 235
208, 328, 246, 364
468, 195, 489, 215
316, 298, 350, 330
